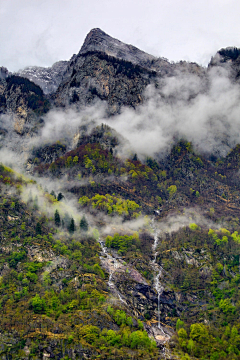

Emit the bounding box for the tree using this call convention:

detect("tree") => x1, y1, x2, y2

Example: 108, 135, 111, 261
31, 294, 46, 314
50, 190, 56, 198
54, 209, 61, 227
80, 215, 88, 232
73, 156, 79, 164
132, 153, 138, 161
36, 222, 42, 235
57, 192, 64, 201
66, 156, 73, 167
69, 218, 75, 233
167, 185, 177, 198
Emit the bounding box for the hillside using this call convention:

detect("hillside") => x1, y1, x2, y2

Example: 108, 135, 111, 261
1, 28, 240, 359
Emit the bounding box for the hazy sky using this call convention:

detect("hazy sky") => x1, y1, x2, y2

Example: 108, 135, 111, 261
1, 0, 240, 72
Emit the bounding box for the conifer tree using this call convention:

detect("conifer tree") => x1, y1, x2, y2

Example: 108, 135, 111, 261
80, 215, 88, 232
69, 218, 75, 233
36, 222, 42, 235
57, 192, 64, 201
132, 153, 138, 161
54, 209, 60, 227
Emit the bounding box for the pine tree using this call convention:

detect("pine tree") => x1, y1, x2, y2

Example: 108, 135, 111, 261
132, 153, 138, 161
54, 209, 60, 227
36, 222, 42, 235
69, 218, 75, 233
57, 192, 64, 201
80, 215, 88, 232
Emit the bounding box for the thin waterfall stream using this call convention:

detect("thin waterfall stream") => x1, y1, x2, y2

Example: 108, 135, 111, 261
98, 239, 127, 304
151, 215, 171, 350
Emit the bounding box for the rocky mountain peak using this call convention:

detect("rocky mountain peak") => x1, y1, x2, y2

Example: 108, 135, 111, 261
79, 28, 159, 70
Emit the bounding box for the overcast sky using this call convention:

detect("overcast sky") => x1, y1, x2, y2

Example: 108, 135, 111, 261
1, 0, 240, 72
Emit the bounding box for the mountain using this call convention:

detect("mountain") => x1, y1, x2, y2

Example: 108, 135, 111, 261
2, 28, 240, 360
53, 28, 206, 114
6, 28, 205, 115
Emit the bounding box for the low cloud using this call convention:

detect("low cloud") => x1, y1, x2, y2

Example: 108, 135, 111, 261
2, 64, 240, 171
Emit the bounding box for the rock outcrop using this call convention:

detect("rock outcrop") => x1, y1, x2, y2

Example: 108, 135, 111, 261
53, 48, 157, 114
0, 75, 49, 134
17, 60, 68, 94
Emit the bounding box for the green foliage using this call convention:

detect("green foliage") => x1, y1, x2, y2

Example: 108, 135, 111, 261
176, 319, 185, 331
30, 294, 46, 314
66, 156, 73, 168
167, 184, 177, 198
219, 298, 235, 314
189, 223, 200, 231
105, 232, 140, 254
79, 193, 141, 218
9, 251, 26, 268
178, 328, 188, 339
176, 322, 240, 359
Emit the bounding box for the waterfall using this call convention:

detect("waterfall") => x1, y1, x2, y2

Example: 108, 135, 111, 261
151, 214, 171, 348
151, 219, 164, 329
98, 239, 127, 304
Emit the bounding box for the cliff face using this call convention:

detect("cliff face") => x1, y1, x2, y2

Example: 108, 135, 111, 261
54, 51, 156, 115
53, 28, 207, 114
78, 28, 171, 73
0, 75, 50, 134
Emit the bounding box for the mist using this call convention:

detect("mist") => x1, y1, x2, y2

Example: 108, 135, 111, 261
28, 65, 240, 161
105, 67, 240, 159
2, 63, 240, 175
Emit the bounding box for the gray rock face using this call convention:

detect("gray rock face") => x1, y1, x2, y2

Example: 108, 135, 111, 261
79, 28, 206, 77
54, 51, 155, 114
53, 28, 208, 114
17, 60, 68, 94
0, 75, 49, 134
79, 28, 172, 74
